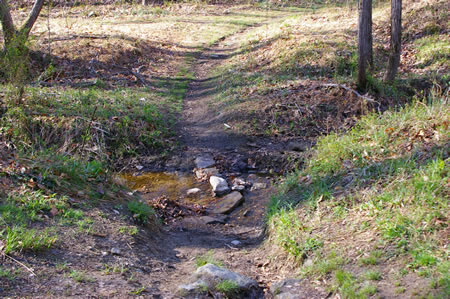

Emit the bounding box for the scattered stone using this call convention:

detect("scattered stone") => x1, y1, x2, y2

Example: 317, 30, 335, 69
212, 191, 244, 214
303, 258, 314, 267
195, 155, 215, 169
270, 278, 327, 299
287, 141, 309, 152
231, 240, 241, 246
233, 177, 247, 186
186, 188, 201, 196
210, 176, 230, 196
182, 215, 227, 226
178, 280, 209, 297
136, 165, 144, 170
231, 158, 248, 172
250, 182, 267, 191
195, 167, 219, 180
87, 11, 97, 18
110, 247, 121, 255
232, 184, 245, 191
201, 215, 227, 225
177, 264, 261, 298
102, 251, 108, 256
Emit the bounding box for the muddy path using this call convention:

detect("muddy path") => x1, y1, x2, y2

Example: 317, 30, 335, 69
137, 23, 291, 298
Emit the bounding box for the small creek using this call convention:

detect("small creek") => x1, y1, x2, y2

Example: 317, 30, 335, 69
120, 172, 220, 206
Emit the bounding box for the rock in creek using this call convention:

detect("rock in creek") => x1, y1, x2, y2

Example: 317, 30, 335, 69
178, 264, 262, 298
250, 182, 267, 191
232, 184, 245, 191
210, 176, 230, 196
195, 167, 219, 180
212, 191, 244, 214
195, 155, 215, 169
186, 188, 201, 196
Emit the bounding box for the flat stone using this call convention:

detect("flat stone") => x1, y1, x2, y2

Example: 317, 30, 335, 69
195, 264, 261, 297
212, 191, 244, 214
200, 215, 227, 225
210, 176, 230, 196
232, 184, 245, 191
195, 167, 219, 179
182, 215, 227, 226
177, 280, 209, 297
110, 247, 121, 255
270, 278, 327, 299
231, 240, 241, 246
195, 155, 215, 169
186, 188, 201, 196
250, 182, 267, 191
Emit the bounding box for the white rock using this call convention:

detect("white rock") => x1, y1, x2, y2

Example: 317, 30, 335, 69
250, 182, 267, 191
186, 188, 201, 196
232, 185, 245, 191
231, 240, 241, 246
110, 247, 121, 255
209, 176, 230, 196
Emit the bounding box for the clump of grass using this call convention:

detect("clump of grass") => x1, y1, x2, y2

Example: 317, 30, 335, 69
365, 270, 382, 281
119, 226, 139, 236
0, 266, 16, 280
360, 250, 382, 266
301, 251, 345, 278
69, 270, 94, 283
195, 250, 224, 268
1, 227, 56, 254
127, 201, 154, 225
216, 280, 239, 296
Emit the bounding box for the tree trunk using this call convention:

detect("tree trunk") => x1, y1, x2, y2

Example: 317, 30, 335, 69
0, 0, 16, 44
384, 0, 402, 82
357, 0, 373, 89
20, 0, 45, 38
142, 0, 151, 5
0, 0, 45, 47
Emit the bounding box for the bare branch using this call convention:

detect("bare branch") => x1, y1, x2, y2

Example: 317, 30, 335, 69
20, 0, 45, 37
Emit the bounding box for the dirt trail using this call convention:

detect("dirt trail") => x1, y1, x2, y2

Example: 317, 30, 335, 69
148, 24, 285, 298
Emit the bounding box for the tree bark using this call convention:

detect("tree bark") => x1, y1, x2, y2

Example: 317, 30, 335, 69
357, 0, 373, 89
0, 0, 16, 44
384, 0, 402, 82
20, 0, 45, 38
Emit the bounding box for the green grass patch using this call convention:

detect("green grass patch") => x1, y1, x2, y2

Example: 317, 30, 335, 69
1, 226, 56, 254
268, 97, 449, 296
127, 201, 154, 225
195, 250, 224, 268
216, 279, 239, 296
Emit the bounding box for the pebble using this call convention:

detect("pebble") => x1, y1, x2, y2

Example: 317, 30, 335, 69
231, 240, 241, 246
110, 247, 121, 255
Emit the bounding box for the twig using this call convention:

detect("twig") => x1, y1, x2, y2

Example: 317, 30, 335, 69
322, 83, 379, 103
225, 244, 239, 250
112, 64, 149, 86
5, 254, 36, 276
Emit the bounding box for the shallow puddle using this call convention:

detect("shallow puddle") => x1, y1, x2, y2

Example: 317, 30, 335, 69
120, 172, 219, 206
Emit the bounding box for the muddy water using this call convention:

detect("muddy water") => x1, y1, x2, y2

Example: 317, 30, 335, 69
120, 172, 220, 206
